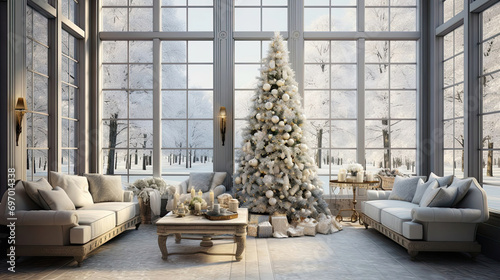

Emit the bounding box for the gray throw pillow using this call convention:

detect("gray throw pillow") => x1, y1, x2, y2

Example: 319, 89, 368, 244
85, 174, 124, 203
188, 172, 214, 193
49, 171, 94, 207
38, 187, 76, 210
210, 172, 227, 190
23, 178, 53, 208
388, 176, 422, 202
411, 179, 439, 204
447, 177, 473, 206
428, 172, 454, 187
419, 185, 457, 207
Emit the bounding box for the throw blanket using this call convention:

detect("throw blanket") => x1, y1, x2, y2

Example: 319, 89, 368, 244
148, 189, 161, 216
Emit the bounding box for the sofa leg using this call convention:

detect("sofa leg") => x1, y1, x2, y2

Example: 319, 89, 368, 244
74, 256, 85, 267
408, 250, 418, 260
135, 222, 141, 230
470, 252, 479, 260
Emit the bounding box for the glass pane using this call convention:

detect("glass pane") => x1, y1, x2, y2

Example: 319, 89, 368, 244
128, 149, 154, 173
27, 149, 49, 181
129, 120, 153, 148
390, 64, 416, 89
304, 8, 329, 31
482, 72, 500, 113
129, 8, 153, 31
365, 8, 389, 31
102, 41, 128, 63
102, 65, 128, 89
443, 120, 454, 149
331, 41, 356, 63
483, 3, 500, 40
185, 149, 213, 172
130, 64, 153, 89
305, 120, 330, 148
262, 8, 287, 31
332, 150, 357, 168
188, 8, 213, 31
162, 64, 187, 89
26, 114, 49, 148
162, 41, 187, 63
304, 64, 329, 89
33, 43, 48, 76
443, 87, 454, 120
331, 91, 357, 119
331, 120, 357, 148
366, 41, 388, 63
365, 0, 389, 6
482, 38, 500, 74
188, 41, 213, 63
443, 0, 453, 23
102, 120, 128, 148
455, 118, 464, 149
454, 83, 464, 118
103, 91, 128, 119
32, 75, 49, 113
234, 120, 246, 148
234, 90, 254, 119
188, 91, 213, 118
365, 149, 387, 171
365, 64, 389, 89
305, 0, 329, 5
162, 150, 187, 174
443, 32, 453, 60
391, 91, 416, 119
32, 10, 48, 45
188, 65, 213, 89
162, 91, 187, 118
235, 8, 260, 31
454, 27, 464, 55
130, 41, 153, 63
162, 8, 187, 31
305, 41, 329, 63
455, 55, 464, 84
365, 91, 389, 119
391, 41, 416, 63
188, 120, 213, 148
365, 120, 389, 148
443, 59, 454, 87
304, 91, 330, 119
235, 65, 260, 89
313, 150, 330, 175
482, 151, 500, 185
483, 114, 500, 146
235, 41, 261, 63
102, 149, 129, 175
129, 91, 153, 118
102, 8, 128, 31
391, 149, 416, 174
391, 120, 416, 148
162, 120, 187, 148
390, 8, 416, 31
62, 119, 76, 148
331, 8, 356, 31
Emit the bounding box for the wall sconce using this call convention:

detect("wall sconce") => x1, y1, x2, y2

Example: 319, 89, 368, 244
219, 106, 226, 146
15, 97, 27, 146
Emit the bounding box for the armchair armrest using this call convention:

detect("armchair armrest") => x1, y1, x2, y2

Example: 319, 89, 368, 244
367, 190, 392, 200
123, 190, 134, 202
14, 210, 79, 226
212, 185, 226, 197
411, 207, 483, 223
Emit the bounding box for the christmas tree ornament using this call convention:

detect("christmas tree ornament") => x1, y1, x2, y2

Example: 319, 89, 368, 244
269, 197, 277, 205
282, 93, 290, 101
263, 83, 271, 91
272, 116, 280, 123
271, 89, 278, 96
278, 121, 285, 127
249, 158, 258, 167
277, 79, 285, 87
266, 190, 274, 198
265, 102, 273, 110
269, 60, 276, 69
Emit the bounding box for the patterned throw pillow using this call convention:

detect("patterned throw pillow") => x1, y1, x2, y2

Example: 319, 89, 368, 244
428, 172, 454, 187
38, 187, 76, 210
49, 171, 94, 207
23, 178, 53, 208
447, 177, 473, 206
411, 179, 439, 204
188, 172, 214, 193
419, 184, 458, 207
85, 174, 124, 203
388, 176, 422, 202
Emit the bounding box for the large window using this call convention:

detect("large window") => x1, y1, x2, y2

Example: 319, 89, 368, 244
481, 3, 500, 186
26, 7, 49, 181
442, 26, 464, 178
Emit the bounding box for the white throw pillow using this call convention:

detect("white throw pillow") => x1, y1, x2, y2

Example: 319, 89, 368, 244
85, 174, 124, 203
428, 172, 454, 187
447, 177, 473, 206
388, 176, 422, 202
419, 184, 457, 207
411, 179, 439, 204
23, 178, 53, 208
210, 172, 227, 190
49, 171, 94, 207
38, 187, 76, 210
188, 172, 214, 193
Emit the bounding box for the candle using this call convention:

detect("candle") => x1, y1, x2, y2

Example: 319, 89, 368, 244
366, 171, 374, 182
356, 170, 364, 182
229, 199, 238, 213
173, 193, 179, 209
191, 188, 195, 198
198, 190, 203, 197
194, 202, 201, 212
209, 190, 214, 208
213, 204, 220, 215
201, 201, 207, 210
338, 168, 347, 182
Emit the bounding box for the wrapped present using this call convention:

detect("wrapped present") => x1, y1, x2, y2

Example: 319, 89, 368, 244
271, 215, 289, 238
249, 214, 270, 224
287, 225, 304, 237
258, 221, 273, 238
299, 218, 318, 236
248, 223, 258, 237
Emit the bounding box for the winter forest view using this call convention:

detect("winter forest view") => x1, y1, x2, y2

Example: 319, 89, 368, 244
24, 0, 500, 195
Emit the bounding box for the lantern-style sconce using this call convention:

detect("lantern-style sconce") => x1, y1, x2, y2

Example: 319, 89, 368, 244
219, 106, 226, 146
15, 97, 27, 146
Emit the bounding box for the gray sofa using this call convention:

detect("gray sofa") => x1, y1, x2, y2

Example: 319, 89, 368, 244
361, 175, 489, 258
0, 173, 140, 266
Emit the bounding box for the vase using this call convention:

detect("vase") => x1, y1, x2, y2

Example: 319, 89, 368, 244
138, 197, 152, 224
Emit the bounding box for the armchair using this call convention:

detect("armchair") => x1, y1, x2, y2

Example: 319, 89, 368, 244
166, 172, 227, 211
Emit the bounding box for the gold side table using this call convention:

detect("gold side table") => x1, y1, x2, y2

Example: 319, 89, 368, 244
329, 179, 380, 223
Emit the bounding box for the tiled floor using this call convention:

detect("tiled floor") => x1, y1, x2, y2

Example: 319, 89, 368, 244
1, 222, 499, 280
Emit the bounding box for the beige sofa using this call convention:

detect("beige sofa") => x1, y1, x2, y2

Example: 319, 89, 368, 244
361, 175, 489, 259
0, 174, 140, 266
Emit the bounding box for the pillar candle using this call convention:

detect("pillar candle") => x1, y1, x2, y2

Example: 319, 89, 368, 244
209, 190, 215, 208
173, 193, 179, 209
213, 203, 220, 215
229, 199, 238, 213
191, 188, 195, 198
356, 170, 364, 182
194, 202, 201, 212
366, 171, 374, 182
338, 172, 346, 182
198, 190, 203, 197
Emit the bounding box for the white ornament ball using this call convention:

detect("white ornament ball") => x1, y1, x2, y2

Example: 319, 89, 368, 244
279, 195, 285, 199
263, 83, 271, 92
278, 121, 285, 127
249, 158, 258, 167
234, 176, 241, 184
271, 89, 278, 96
268, 134, 273, 139
269, 197, 277, 206
277, 79, 285, 87
305, 191, 312, 198
282, 93, 290, 101
300, 144, 308, 151
269, 60, 276, 69
254, 171, 261, 177
285, 124, 292, 132
256, 113, 262, 120
272, 116, 280, 123
283, 133, 290, 140
301, 209, 306, 213
265, 102, 273, 110
266, 190, 274, 198
287, 139, 294, 146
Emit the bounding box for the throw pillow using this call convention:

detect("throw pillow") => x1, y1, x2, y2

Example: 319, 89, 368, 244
49, 171, 94, 207
210, 172, 227, 190
411, 179, 439, 204
447, 177, 473, 206
38, 187, 76, 210
388, 176, 422, 202
188, 172, 214, 193
23, 178, 53, 208
428, 172, 454, 187
85, 174, 124, 203
419, 184, 457, 207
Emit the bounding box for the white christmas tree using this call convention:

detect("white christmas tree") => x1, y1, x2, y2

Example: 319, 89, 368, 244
233, 32, 332, 221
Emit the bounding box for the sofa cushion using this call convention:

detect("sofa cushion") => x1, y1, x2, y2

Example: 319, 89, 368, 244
428, 172, 454, 187
38, 187, 76, 211
49, 171, 94, 207
85, 174, 124, 203
411, 179, 439, 204
75, 210, 116, 240
79, 202, 139, 226
388, 176, 422, 202
188, 172, 214, 193
402, 221, 423, 240
211, 172, 226, 190
70, 225, 92, 244
447, 177, 472, 206
23, 178, 54, 208
381, 207, 414, 235
420, 185, 457, 207
363, 200, 417, 222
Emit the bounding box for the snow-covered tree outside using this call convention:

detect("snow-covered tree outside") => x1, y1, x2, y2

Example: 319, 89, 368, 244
233, 33, 332, 221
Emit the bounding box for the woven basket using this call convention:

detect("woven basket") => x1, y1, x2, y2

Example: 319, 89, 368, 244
138, 197, 152, 224
378, 176, 395, 190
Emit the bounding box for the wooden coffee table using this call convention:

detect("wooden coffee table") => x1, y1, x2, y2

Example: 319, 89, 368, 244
156, 208, 248, 261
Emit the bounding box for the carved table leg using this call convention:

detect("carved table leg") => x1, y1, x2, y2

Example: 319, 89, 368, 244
175, 233, 182, 244
158, 235, 169, 260
200, 235, 213, 247
234, 226, 247, 261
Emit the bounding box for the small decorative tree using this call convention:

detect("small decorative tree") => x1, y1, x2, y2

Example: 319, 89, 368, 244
233, 32, 331, 221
